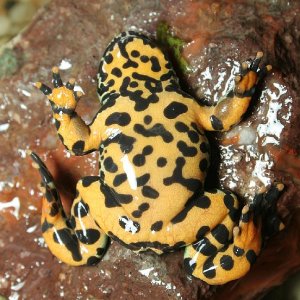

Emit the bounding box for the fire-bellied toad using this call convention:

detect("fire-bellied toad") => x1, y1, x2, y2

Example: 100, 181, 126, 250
31, 31, 283, 284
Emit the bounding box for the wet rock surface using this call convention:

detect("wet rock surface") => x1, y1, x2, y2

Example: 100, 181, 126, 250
0, 0, 300, 299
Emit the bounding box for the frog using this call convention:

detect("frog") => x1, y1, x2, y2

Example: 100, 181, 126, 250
30, 31, 283, 285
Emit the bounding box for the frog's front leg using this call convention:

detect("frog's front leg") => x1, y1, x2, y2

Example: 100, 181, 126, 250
35, 68, 101, 155
195, 52, 272, 131
31, 152, 108, 266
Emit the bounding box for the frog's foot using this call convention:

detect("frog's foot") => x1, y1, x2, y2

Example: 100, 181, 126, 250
252, 182, 285, 238
30, 151, 108, 266
184, 205, 261, 285
234, 51, 272, 97
35, 67, 83, 111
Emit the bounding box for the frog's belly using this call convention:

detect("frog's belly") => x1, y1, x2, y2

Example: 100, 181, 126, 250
94, 130, 210, 251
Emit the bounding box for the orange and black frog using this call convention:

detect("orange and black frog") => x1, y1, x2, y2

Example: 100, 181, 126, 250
31, 31, 283, 284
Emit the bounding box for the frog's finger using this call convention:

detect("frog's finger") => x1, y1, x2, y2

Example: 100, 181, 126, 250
250, 51, 264, 72
34, 82, 52, 95
52, 66, 63, 88
66, 78, 76, 90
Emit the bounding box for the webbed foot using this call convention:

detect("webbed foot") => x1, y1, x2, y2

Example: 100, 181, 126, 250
234, 51, 272, 97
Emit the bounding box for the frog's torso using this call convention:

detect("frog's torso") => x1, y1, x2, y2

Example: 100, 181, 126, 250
97, 93, 210, 249
94, 32, 210, 250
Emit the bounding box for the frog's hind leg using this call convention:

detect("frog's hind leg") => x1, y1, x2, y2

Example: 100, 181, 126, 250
30, 152, 108, 266
184, 204, 261, 285
184, 184, 284, 285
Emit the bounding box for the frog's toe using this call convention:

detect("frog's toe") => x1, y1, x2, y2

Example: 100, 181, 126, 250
52, 66, 63, 88
66, 78, 76, 90
30, 151, 54, 186
249, 51, 264, 72
34, 81, 52, 96
234, 51, 272, 97
252, 182, 285, 238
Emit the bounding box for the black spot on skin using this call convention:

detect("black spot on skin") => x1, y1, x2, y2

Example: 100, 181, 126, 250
129, 81, 138, 88
103, 157, 118, 173
193, 237, 217, 256
198, 195, 211, 209
164, 157, 201, 192
184, 257, 196, 275
53, 228, 82, 262
202, 256, 216, 279
41, 219, 54, 233
229, 208, 240, 223
196, 226, 210, 240
220, 255, 234, 270
175, 122, 189, 132
200, 142, 209, 153
76, 229, 100, 244
199, 158, 209, 172
108, 231, 178, 253
208, 188, 218, 194
143, 145, 153, 155
132, 202, 150, 217
104, 53, 113, 64
105, 112, 131, 126
132, 210, 142, 218
87, 256, 101, 266
241, 210, 250, 223
82, 176, 99, 187
175, 122, 200, 144
157, 157, 167, 167
151, 221, 163, 232
188, 130, 200, 144
233, 245, 245, 257
133, 154, 145, 167
119, 216, 140, 233
102, 133, 136, 154
136, 173, 150, 186
210, 115, 224, 130
134, 123, 174, 143
119, 72, 163, 111
139, 203, 150, 211
74, 201, 89, 218
45, 189, 53, 202
171, 241, 186, 251
163, 101, 188, 119
97, 247, 106, 257
49, 202, 59, 217
72, 140, 85, 155
111, 67, 122, 78
212, 224, 230, 244
140, 55, 149, 63
100, 184, 125, 208
177, 141, 198, 157
131, 50, 140, 57
142, 186, 159, 199
150, 56, 161, 72
144, 115, 152, 124
246, 250, 257, 265
224, 194, 235, 210
54, 119, 61, 130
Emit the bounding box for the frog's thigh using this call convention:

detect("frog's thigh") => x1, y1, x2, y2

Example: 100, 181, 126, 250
43, 176, 108, 266
171, 190, 239, 244
184, 204, 261, 285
